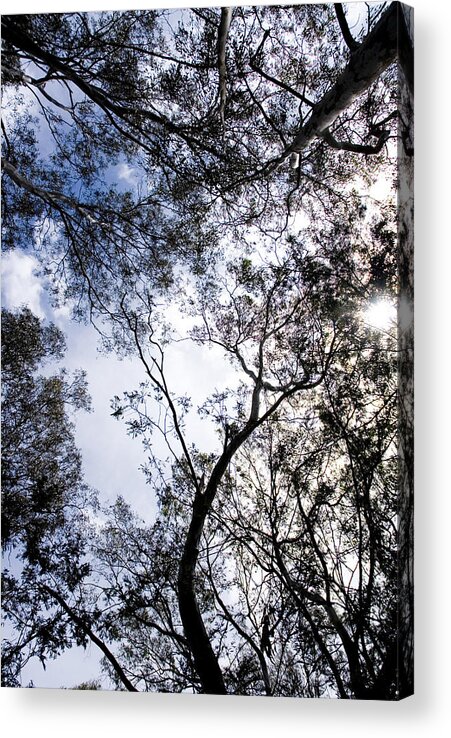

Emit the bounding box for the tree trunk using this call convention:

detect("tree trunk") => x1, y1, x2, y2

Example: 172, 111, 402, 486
177, 494, 227, 694
396, 3, 414, 701
177, 424, 257, 694
285, 2, 412, 158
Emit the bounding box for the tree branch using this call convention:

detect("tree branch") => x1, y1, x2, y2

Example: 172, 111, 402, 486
283, 3, 401, 160
1, 16, 227, 162
319, 126, 390, 155
205, 546, 273, 695
41, 584, 138, 692
334, 4, 359, 52
177, 324, 338, 694
217, 8, 233, 125
249, 57, 314, 108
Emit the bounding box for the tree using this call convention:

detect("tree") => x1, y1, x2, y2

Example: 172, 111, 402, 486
1, 3, 413, 698
1, 308, 95, 686
211, 318, 399, 698
1, 4, 412, 317
1, 308, 91, 552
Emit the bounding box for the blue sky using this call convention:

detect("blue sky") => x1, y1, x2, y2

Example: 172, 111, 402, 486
2, 0, 451, 737
1, 247, 243, 689
1, 0, 397, 688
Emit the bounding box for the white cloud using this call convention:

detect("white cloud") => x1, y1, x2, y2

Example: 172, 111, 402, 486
1, 250, 46, 318
52, 301, 73, 321
116, 162, 136, 182
60, 321, 158, 522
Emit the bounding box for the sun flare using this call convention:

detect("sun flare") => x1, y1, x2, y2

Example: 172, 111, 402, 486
362, 299, 396, 331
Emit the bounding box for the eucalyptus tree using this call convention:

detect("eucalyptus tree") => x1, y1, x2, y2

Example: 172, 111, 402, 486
1, 308, 92, 554
32, 202, 393, 696
1, 2, 413, 696
192, 209, 402, 699
1, 308, 96, 686
211, 318, 400, 698
2, 4, 412, 318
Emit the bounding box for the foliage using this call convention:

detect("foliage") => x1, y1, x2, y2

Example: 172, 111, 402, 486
1, 308, 96, 686
1, 3, 413, 698
1, 308, 91, 552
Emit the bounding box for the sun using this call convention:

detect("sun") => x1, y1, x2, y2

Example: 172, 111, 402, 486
362, 298, 396, 331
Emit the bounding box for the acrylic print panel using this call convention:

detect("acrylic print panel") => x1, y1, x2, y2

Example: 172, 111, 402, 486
1, 2, 413, 699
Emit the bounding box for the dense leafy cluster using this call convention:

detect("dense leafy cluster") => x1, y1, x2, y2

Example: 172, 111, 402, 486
1, 308, 95, 685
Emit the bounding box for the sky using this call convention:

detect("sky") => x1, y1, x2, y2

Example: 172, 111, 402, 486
1, 208, 239, 690
2, 0, 451, 737
1, 242, 240, 687
0, 0, 401, 689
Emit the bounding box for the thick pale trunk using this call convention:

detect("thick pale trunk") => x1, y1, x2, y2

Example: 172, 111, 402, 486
217, 8, 233, 125
285, 2, 411, 157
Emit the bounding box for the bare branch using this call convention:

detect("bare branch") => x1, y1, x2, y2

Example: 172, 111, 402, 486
334, 4, 359, 52
217, 8, 233, 126
41, 585, 138, 692
319, 126, 391, 155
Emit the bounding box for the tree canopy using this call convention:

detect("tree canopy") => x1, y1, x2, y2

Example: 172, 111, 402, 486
1, 307, 96, 685
1, 2, 413, 698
